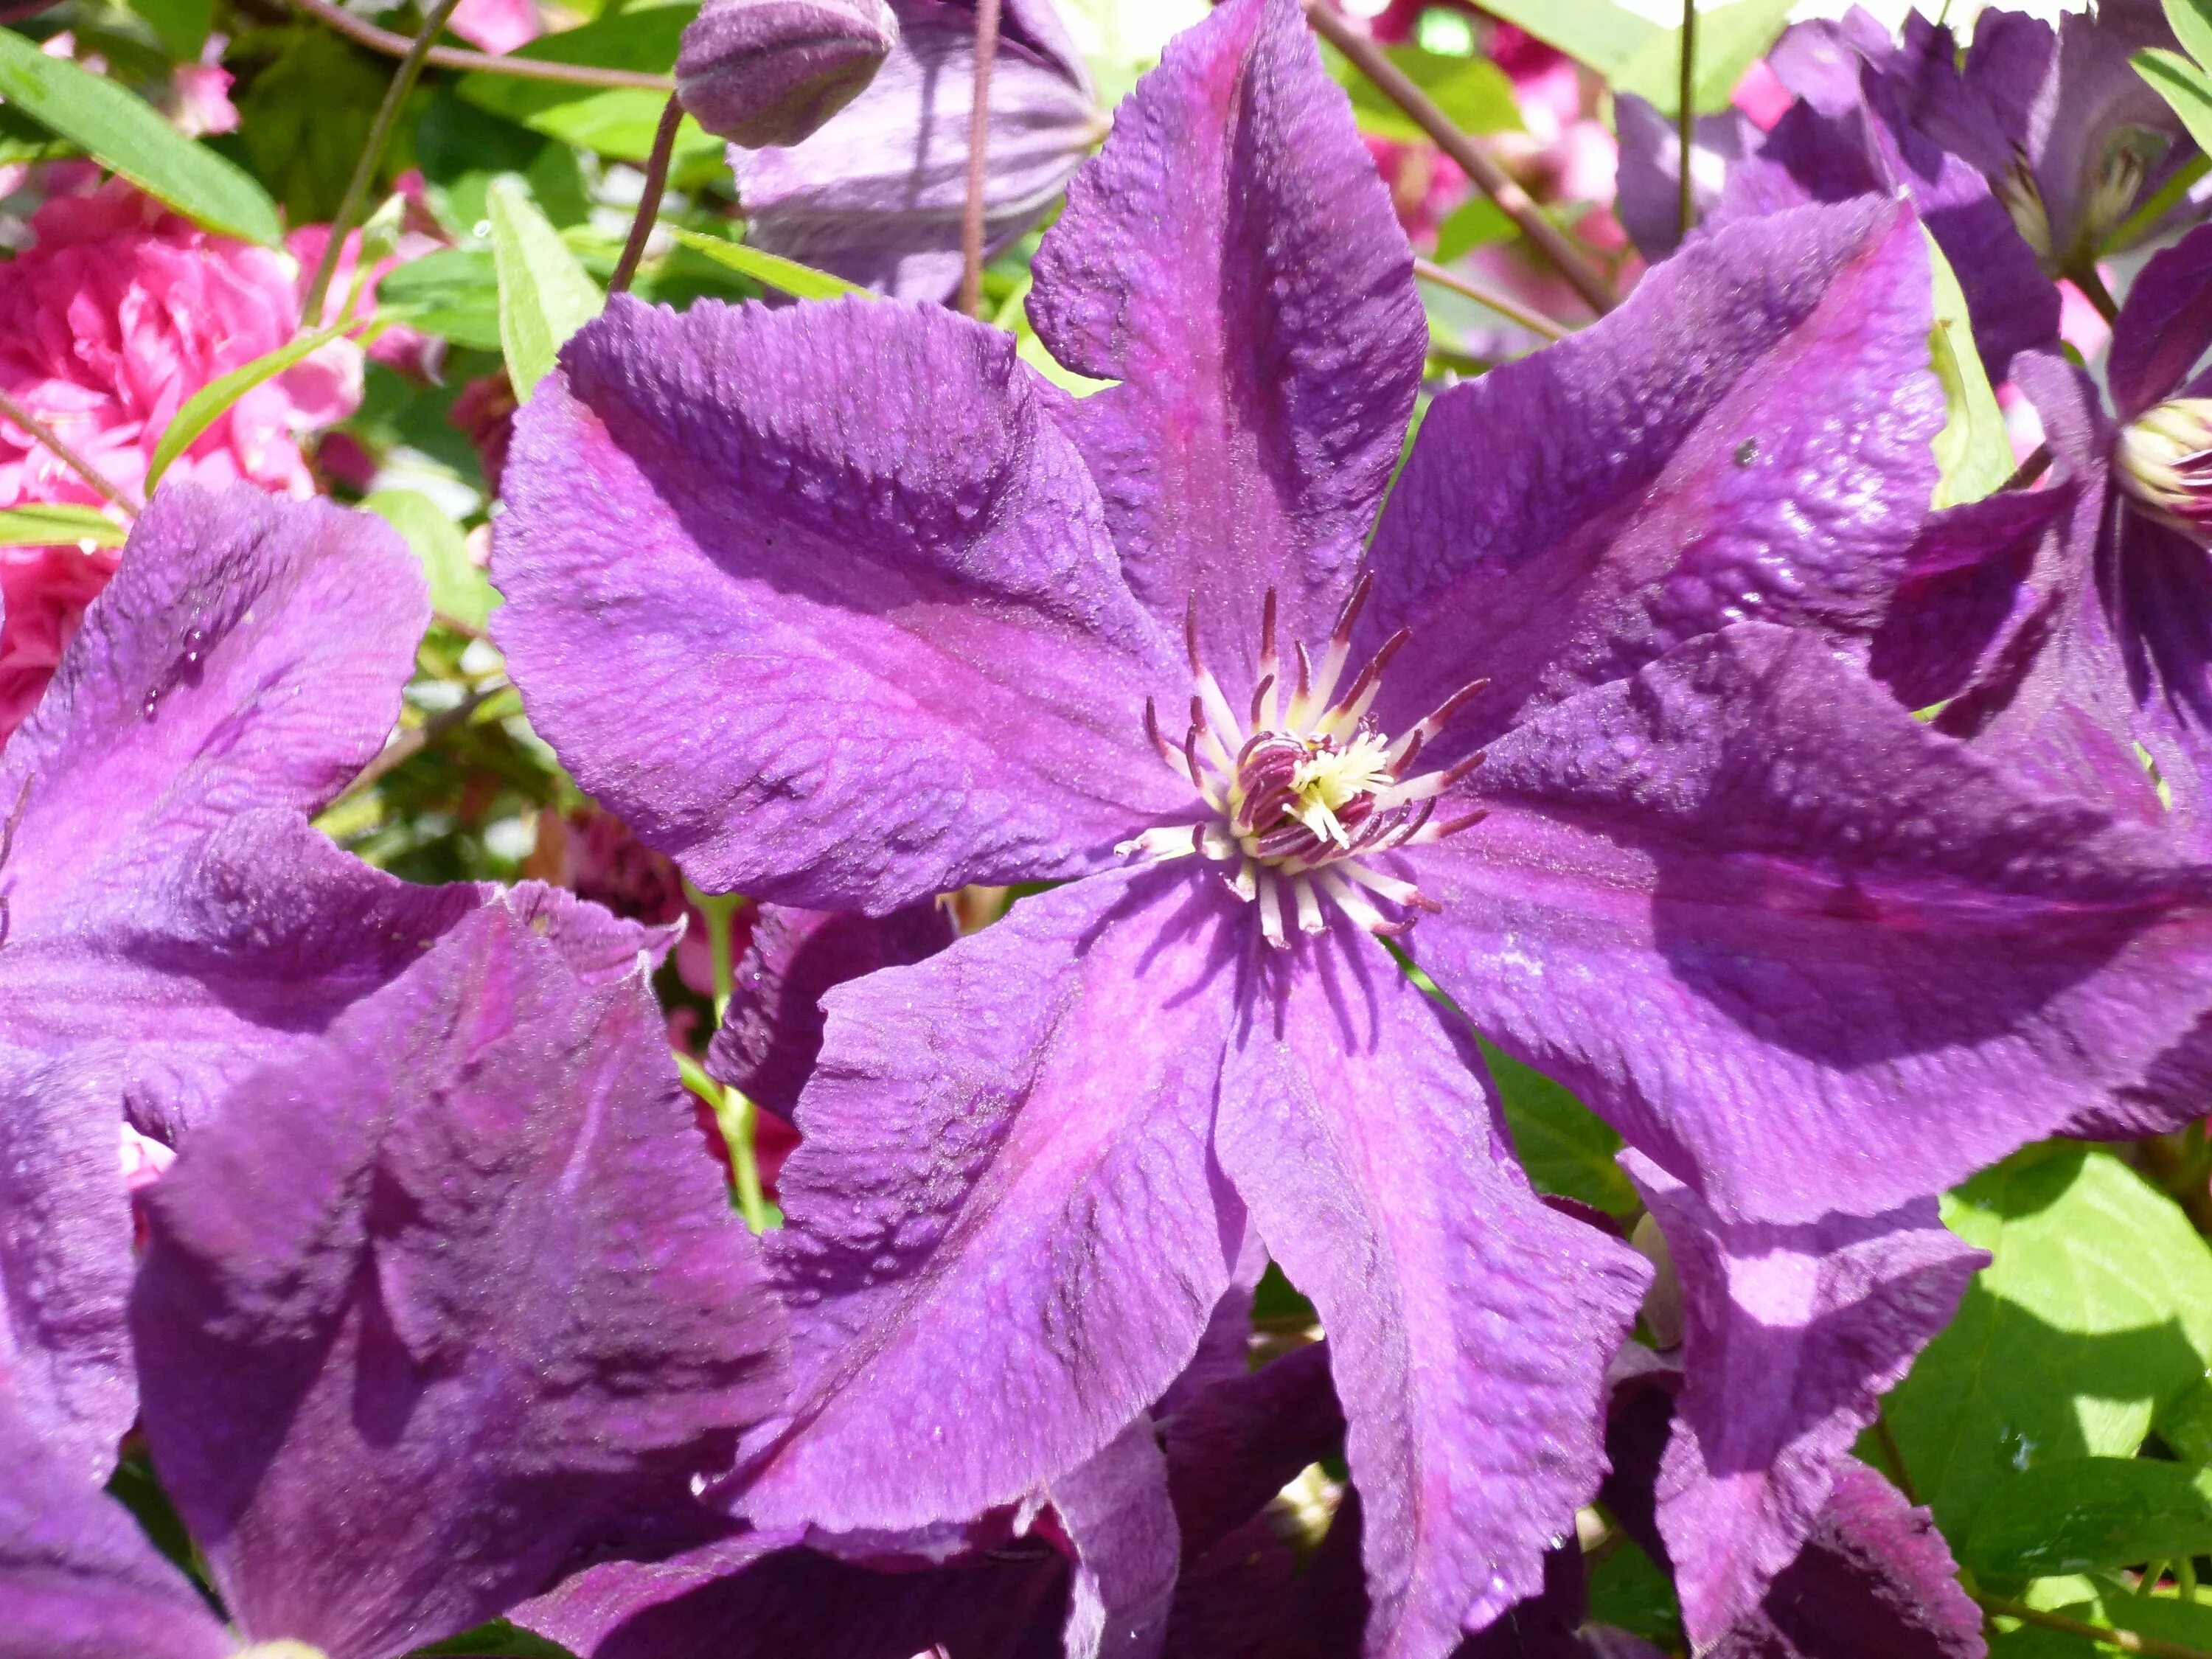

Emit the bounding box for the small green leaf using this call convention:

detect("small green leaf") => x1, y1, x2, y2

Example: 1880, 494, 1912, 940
1964, 1458, 2212, 1577
0, 29, 280, 244
378, 249, 505, 352
1481, 1039, 1637, 1217
664, 227, 869, 301
1434, 196, 1515, 262
128, 0, 212, 61
456, 6, 719, 163
487, 178, 605, 402
0, 503, 127, 548
1324, 42, 1523, 143
1464, 0, 1660, 80
1614, 0, 1798, 116
1924, 229, 2013, 508
406, 1617, 579, 1658
2137, 48, 2212, 158
147, 316, 358, 489
2165, 0, 2212, 77
363, 490, 493, 630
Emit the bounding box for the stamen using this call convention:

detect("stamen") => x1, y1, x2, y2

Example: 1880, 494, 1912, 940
1291, 874, 1327, 935
1190, 695, 1234, 776
1256, 589, 1281, 731
1336, 858, 1440, 912
1231, 857, 1259, 902
1144, 698, 1194, 782
1248, 672, 1277, 734
1316, 868, 1413, 937
1292, 573, 1373, 728
1376, 750, 1486, 810
1115, 824, 1208, 862
1257, 872, 1288, 949
1386, 678, 1489, 767
1317, 627, 1411, 739
1408, 808, 1489, 846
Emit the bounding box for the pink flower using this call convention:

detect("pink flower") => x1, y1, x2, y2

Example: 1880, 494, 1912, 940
171, 37, 240, 138
449, 0, 543, 55
0, 181, 359, 742
286, 173, 446, 380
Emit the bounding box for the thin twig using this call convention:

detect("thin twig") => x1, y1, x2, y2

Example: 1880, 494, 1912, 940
1304, 1, 1614, 316
2073, 261, 2122, 325
333, 679, 511, 804
286, 0, 673, 91
0, 389, 142, 518
1871, 1411, 1918, 1506
611, 95, 686, 296
1677, 0, 1698, 240
1978, 1593, 2212, 1658
960, 0, 1004, 319
2006, 444, 2052, 490
303, 0, 466, 324
1414, 257, 1569, 342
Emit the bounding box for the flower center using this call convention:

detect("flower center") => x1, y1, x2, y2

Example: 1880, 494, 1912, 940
1118, 578, 1489, 948
2117, 397, 2212, 541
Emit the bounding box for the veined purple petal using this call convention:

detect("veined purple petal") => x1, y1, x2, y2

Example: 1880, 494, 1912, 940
133, 897, 787, 1659
1164, 1342, 1342, 1565
740, 866, 1245, 1532
1611, 93, 1753, 262
0, 486, 482, 1140
1360, 200, 1942, 768
1217, 925, 1649, 1658
1411, 621, 2212, 1224
1053, 1421, 1181, 1659
2107, 222, 2212, 422
1624, 1155, 1982, 1643
493, 295, 1189, 912
0, 1393, 231, 1659
1029, 0, 1426, 680
730, 0, 1099, 302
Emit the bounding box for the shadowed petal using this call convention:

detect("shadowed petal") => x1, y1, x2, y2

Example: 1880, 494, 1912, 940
494, 295, 1188, 912
1624, 1155, 1982, 1643
2107, 222, 2212, 421
1411, 622, 2212, 1224
740, 866, 1245, 1532
1028, 0, 1426, 678
1360, 201, 1942, 768
1164, 1342, 1342, 1564
133, 898, 787, 1659
1611, 93, 1754, 262
1054, 1420, 1181, 1659
1217, 928, 1649, 1659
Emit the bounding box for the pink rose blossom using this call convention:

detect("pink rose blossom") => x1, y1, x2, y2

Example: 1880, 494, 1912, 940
287, 173, 446, 380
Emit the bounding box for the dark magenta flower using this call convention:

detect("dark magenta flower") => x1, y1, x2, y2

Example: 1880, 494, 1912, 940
494, 0, 2212, 1648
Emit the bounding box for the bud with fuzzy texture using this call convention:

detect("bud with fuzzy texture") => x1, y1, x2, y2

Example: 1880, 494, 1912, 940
676, 0, 898, 147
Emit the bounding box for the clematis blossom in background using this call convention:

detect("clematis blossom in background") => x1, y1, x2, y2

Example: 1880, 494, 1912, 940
495, 0, 2212, 1649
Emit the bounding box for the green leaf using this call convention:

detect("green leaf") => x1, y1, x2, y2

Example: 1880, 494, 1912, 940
147, 316, 358, 489
1434, 195, 1515, 262
664, 227, 869, 300
363, 490, 493, 630
1924, 229, 2013, 508
1992, 1590, 2212, 1657
0, 504, 127, 548
1615, 0, 1798, 116
456, 6, 719, 162
128, 0, 212, 61
1324, 42, 1523, 143
1481, 1039, 1636, 1217
1464, 0, 1660, 80
1585, 1535, 1684, 1649
233, 27, 390, 226
1964, 1458, 2212, 1577
2137, 48, 2212, 159
378, 248, 504, 352
487, 178, 605, 402
407, 1617, 578, 1658
2166, 0, 2212, 77
0, 29, 279, 244
1882, 1145, 2212, 1548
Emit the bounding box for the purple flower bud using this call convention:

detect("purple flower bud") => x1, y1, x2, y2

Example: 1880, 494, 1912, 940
676, 0, 898, 148
2117, 397, 2212, 540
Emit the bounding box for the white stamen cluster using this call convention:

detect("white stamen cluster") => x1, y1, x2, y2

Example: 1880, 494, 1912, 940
1118, 579, 1489, 948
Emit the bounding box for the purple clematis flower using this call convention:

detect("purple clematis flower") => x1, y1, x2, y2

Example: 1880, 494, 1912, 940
494, 0, 2212, 1648
730, 0, 1104, 302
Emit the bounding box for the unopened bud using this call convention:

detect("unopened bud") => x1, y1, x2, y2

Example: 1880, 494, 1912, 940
2118, 398, 2212, 540
675, 0, 898, 148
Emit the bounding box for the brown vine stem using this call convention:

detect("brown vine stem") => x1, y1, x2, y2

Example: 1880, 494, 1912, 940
287, 0, 674, 91
0, 389, 142, 518
1303, 1, 1615, 316
1677, 0, 1698, 240
960, 0, 1004, 319
1977, 1593, 2212, 1658
333, 678, 512, 805
611, 95, 686, 296
2006, 444, 2052, 490
1413, 257, 1569, 342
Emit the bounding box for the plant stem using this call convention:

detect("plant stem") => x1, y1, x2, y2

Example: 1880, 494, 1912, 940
688, 886, 771, 1233
1414, 257, 1569, 341
1303, 1, 1615, 316
611, 95, 686, 296
288, 0, 673, 90
2073, 261, 2121, 325
2006, 445, 2052, 490
1677, 0, 1698, 240
960, 0, 1004, 320
303, 0, 465, 327
0, 389, 142, 518
1872, 1411, 1919, 1506
1978, 1593, 2212, 1658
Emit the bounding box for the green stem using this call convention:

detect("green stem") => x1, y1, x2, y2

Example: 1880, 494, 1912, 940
1677, 0, 1697, 241
302, 0, 465, 327
1978, 1594, 2212, 1658
686, 885, 771, 1232
1872, 1410, 1919, 1506
2185, 1561, 2199, 1604
2071, 260, 2121, 326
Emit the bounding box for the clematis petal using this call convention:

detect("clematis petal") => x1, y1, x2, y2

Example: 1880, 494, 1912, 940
1360, 200, 1942, 768
1163, 1341, 1342, 1564
0, 484, 482, 1141
0, 1052, 136, 1486
1410, 621, 2212, 1225
1623, 1154, 1983, 1643
2107, 222, 2212, 422
132, 897, 787, 1659
1027, 0, 1427, 679
0, 1392, 232, 1659
739, 866, 1245, 1533
1610, 93, 1755, 262
1052, 1420, 1181, 1659
1216, 927, 1649, 1659
494, 295, 1187, 912
706, 898, 954, 1116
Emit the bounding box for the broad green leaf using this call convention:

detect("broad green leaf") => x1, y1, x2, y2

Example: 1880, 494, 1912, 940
147, 316, 358, 489
364, 490, 494, 630
1964, 1458, 2212, 1577
1435, 196, 1515, 262
234, 27, 388, 226
2166, 0, 2212, 77
378, 249, 504, 352
1585, 1535, 1684, 1649
1615, 0, 1798, 116
0, 504, 126, 547
1481, 1039, 1636, 1217
128, 0, 212, 60
1324, 42, 1523, 143
0, 29, 279, 244
2138, 48, 2212, 158
487, 178, 604, 402
456, 7, 720, 162
1992, 1590, 2212, 1656
1883, 1145, 2212, 1547
1925, 229, 2013, 508
665, 228, 869, 300
1463, 0, 1659, 80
